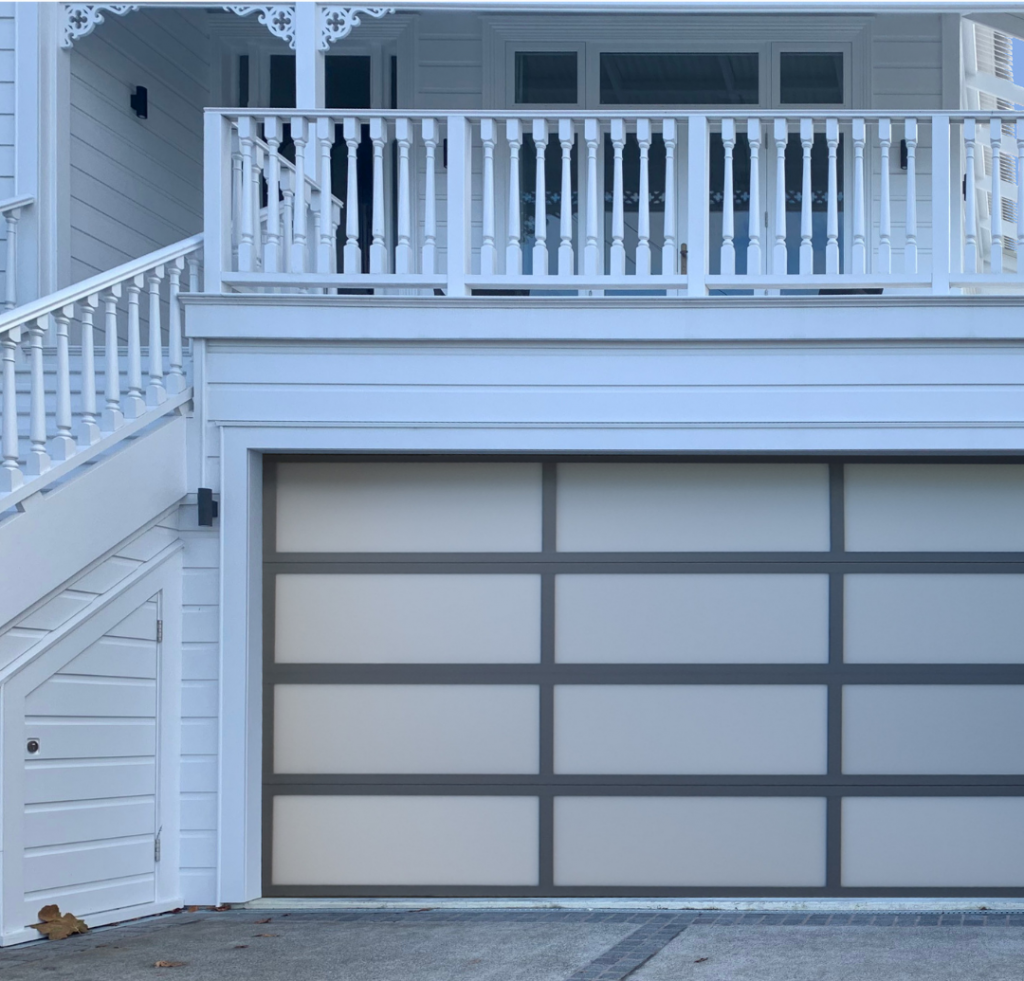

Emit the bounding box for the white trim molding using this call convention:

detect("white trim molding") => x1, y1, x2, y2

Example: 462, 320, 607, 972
319, 6, 395, 50
61, 4, 139, 49
224, 5, 297, 49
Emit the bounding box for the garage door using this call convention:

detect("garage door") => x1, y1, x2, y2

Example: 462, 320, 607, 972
264, 457, 1024, 897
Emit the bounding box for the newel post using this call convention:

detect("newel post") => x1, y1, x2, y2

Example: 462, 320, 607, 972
446, 115, 472, 296
931, 115, 951, 295
686, 114, 708, 297
204, 110, 232, 292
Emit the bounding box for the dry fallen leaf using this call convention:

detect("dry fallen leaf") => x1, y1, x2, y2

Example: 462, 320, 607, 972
254, 933, 279, 937
254, 918, 272, 924
213, 904, 231, 912
695, 957, 709, 964
154, 961, 185, 968
187, 906, 200, 913
32, 905, 89, 941
234, 944, 249, 949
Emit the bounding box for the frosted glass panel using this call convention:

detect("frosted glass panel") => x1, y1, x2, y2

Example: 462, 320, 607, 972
843, 686, 1024, 775
845, 574, 1024, 664
842, 798, 1024, 887
555, 686, 827, 774
556, 463, 830, 551
276, 461, 543, 552
556, 574, 828, 663
845, 464, 1024, 551
274, 685, 539, 774
554, 797, 826, 886
275, 574, 541, 663
273, 796, 539, 886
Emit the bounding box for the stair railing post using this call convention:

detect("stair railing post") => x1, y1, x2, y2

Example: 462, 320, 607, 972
0, 326, 23, 490
79, 293, 101, 446
50, 304, 76, 461
146, 264, 166, 405
167, 258, 185, 394
101, 285, 124, 432
124, 273, 146, 418
25, 315, 50, 476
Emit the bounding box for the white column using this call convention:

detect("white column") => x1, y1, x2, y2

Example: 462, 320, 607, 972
905, 117, 919, 274
506, 118, 523, 275
167, 259, 185, 394
101, 285, 123, 432
50, 306, 75, 461
584, 118, 601, 276
773, 117, 788, 276
558, 119, 574, 276
799, 118, 813, 275
0, 327, 22, 490
317, 116, 335, 275
930, 114, 950, 294
343, 117, 361, 274
146, 265, 166, 406
290, 117, 309, 273
294, 0, 325, 109
661, 118, 677, 276
877, 118, 892, 274
747, 118, 762, 274
421, 118, 438, 275
532, 118, 549, 276
124, 274, 146, 419
720, 118, 737, 276
480, 118, 497, 276
25, 316, 49, 476
263, 117, 283, 273
989, 118, 1004, 274
237, 116, 256, 272
4, 209, 18, 309
610, 118, 626, 275
852, 117, 866, 275
825, 118, 840, 275
964, 117, 978, 273
369, 117, 387, 274
79, 294, 101, 446
445, 114, 472, 296
636, 118, 652, 276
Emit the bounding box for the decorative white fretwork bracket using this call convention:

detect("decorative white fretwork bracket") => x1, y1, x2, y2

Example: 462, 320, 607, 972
62, 4, 140, 49
223, 5, 297, 48
320, 6, 395, 50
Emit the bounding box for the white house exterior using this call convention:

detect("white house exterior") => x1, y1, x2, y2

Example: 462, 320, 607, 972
1, 0, 1024, 945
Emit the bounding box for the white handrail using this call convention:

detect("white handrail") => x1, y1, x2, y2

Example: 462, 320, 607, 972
0, 234, 203, 503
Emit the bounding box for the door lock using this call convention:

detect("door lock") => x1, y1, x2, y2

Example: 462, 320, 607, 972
26, 738, 40, 754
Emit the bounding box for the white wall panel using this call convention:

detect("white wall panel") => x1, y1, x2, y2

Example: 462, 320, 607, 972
556, 464, 830, 551
845, 465, 1024, 551
845, 574, 1024, 664
555, 686, 827, 774
275, 574, 540, 663
843, 686, 1024, 775
276, 461, 542, 552
843, 798, 1024, 887
554, 797, 826, 886
272, 796, 539, 885
274, 685, 539, 774
556, 574, 828, 663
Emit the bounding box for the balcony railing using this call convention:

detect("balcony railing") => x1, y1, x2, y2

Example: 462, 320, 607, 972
204, 109, 1024, 297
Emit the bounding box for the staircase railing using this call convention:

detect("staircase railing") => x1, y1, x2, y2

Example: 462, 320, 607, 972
0, 234, 203, 511
0, 195, 33, 311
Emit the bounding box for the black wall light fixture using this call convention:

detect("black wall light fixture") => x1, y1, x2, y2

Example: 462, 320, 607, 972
198, 488, 219, 526
131, 85, 148, 119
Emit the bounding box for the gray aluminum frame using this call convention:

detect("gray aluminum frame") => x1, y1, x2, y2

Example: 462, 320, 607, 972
262, 454, 1024, 898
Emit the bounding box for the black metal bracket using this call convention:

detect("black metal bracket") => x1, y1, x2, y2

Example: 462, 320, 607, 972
198, 488, 219, 526
131, 86, 148, 119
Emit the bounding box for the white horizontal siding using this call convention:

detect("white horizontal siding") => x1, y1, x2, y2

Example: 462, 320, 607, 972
871, 14, 945, 110
416, 14, 484, 110
69, 7, 210, 281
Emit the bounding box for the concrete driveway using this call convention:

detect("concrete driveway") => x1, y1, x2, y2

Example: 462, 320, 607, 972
2, 908, 1024, 980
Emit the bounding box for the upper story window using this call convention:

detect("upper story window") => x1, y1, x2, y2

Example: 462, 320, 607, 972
779, 52, 844, 105
515, 51, 579, 104
599, 52, 759, 106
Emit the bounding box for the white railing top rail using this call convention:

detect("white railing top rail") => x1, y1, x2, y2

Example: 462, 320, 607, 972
0, 195, 33, 216
209, 108, 1024, 122
0, 233, 203, 338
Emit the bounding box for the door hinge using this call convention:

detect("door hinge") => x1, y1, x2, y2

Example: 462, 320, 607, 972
156, 619, 163, 643
154, 827, 162, 863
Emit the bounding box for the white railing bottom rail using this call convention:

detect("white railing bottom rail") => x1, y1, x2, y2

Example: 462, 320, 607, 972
0, 234, 203, 511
